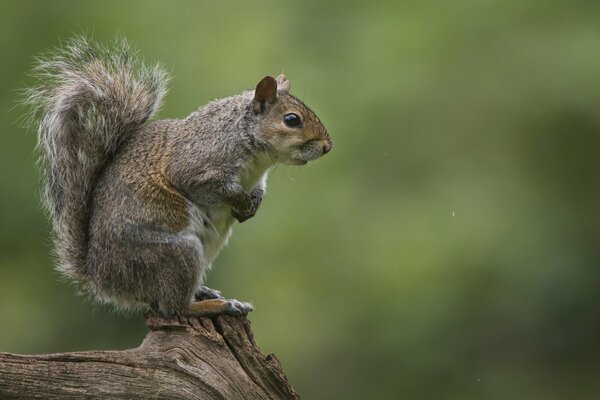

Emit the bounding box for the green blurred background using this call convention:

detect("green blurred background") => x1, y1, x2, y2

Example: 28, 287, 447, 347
1, 1, 599, 398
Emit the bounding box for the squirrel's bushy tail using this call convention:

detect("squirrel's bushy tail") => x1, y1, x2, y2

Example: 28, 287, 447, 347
23, 36, 169, 280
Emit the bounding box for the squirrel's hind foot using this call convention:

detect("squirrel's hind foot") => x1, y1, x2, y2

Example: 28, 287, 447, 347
194, 286, 224, 301
187, 298, 253, 317
192, 286, 253, 317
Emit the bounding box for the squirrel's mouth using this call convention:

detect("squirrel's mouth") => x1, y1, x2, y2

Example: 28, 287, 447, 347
285, 141, 327, 165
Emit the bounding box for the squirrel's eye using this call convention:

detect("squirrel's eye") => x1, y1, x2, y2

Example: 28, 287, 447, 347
283, 113, 301, 128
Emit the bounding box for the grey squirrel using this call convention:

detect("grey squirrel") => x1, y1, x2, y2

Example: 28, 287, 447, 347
24, 36, 332, 316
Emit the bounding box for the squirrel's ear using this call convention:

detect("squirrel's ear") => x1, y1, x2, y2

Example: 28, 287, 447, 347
253, 76, 277, 113
276, 74, 290, 93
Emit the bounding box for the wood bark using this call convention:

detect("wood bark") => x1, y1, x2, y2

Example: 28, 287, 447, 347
0, 314, 300, 399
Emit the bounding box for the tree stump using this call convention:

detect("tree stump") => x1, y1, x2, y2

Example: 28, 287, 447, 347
0, 314, 300, 399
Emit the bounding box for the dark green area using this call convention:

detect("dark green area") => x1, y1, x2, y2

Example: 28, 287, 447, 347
1, 1, 599, 398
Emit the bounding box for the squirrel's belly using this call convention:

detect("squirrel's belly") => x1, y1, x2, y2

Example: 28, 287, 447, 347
185, 202, 234, 270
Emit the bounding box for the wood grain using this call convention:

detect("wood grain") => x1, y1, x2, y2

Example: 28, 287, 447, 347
0, 314, 300, 400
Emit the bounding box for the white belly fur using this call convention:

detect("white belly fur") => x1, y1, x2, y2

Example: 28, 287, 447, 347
185, 152, 275, 283
185, 202, 234, 283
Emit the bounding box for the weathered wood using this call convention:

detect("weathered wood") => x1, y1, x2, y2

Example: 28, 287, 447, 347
0, 314, 300, 400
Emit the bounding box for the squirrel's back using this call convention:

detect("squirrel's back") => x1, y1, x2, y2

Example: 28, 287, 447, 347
23, 36, 169, 281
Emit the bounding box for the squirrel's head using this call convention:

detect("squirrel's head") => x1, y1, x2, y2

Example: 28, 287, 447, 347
251, 75, 332, 165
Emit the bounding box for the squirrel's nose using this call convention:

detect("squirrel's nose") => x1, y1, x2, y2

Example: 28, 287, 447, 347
322, 140, 333, 155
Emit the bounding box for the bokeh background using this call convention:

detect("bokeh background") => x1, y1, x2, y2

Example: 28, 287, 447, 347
1, 1, 599, 398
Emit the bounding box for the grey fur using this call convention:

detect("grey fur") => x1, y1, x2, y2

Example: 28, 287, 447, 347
24, 36, 331, 314
23, 36, 168, 281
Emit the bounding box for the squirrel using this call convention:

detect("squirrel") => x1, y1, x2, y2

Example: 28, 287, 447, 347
23, 36, 332, 317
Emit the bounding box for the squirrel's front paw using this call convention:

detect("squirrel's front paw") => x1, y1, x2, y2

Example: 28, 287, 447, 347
232, 188, 263, 223
232, 208, 255, 223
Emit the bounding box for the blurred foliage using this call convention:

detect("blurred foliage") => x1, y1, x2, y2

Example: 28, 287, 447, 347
1, 1, 599, 399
